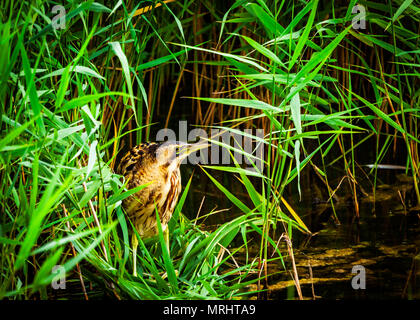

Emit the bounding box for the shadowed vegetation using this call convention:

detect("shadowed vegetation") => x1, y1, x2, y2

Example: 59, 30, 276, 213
0, 0, 419, 299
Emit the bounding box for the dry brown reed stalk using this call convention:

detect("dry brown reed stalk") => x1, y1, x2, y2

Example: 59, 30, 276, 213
165, 67, 185, 128
193, 9, 204, 125
133, 0, 175, 18
146, 69, 154, 138
256, 257, 267, 299
308, 261, 316, 300
337, 135, 360, 217
285, 236, 303, 300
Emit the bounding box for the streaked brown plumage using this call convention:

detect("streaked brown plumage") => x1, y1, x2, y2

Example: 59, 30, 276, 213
116, 141, 189, 276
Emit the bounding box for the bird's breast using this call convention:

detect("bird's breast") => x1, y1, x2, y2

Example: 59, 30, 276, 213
123, 166, 181, 236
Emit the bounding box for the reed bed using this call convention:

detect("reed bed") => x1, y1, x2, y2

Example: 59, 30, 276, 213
0, 0, 418, 299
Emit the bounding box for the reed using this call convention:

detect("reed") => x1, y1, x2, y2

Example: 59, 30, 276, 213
0, 0, 418, 299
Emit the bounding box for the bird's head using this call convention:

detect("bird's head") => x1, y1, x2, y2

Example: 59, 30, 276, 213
156, 141, 206, 166
155, 141, 186, 164
117, 141, 208, 178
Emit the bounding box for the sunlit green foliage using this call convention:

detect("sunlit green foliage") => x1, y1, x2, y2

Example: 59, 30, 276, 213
0, 0, 418, 299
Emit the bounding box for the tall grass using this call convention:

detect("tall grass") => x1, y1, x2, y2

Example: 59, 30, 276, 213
0, 0, 264, 299
173, 0, 419, 293
0, 0, 418, 299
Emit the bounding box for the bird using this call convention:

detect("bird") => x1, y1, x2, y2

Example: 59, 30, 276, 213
116, 141, 197, 277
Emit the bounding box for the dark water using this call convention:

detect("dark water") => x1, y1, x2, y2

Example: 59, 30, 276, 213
276, 192, 420, 300
151, 104, 419, 300
181, 161, 420, 300
279, 163, 420, 300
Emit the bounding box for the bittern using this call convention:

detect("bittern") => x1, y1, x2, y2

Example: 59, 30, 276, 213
117, 141, 201, 276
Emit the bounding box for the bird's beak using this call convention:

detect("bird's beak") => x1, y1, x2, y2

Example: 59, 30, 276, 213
177, 142, 209, 161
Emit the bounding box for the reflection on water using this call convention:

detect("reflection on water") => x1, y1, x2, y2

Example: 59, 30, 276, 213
283, 172, 420, 300
184, 163, 420, 299
273, 208, 420, 299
